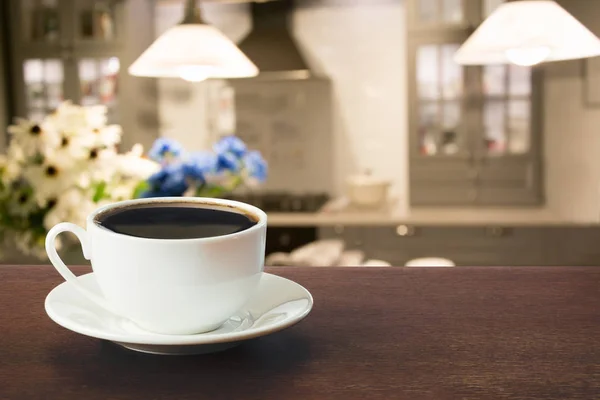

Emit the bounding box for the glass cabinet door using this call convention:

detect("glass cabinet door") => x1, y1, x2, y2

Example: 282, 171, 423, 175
22, 58, 64, 120
481, 64, 532, 156
9, 0, 124, 120
412, 0, 466, 27
72, 0, 123, 48
416, 43, 466, 156
77, 57, 120, 121
408, 0, 542, 206
18, 0, 62, 45
411, 0, 508, 28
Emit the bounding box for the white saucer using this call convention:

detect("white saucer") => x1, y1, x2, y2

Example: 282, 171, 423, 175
45, 272, 313, 355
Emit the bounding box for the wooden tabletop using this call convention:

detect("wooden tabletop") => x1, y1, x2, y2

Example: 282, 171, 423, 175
0, 265, 599, 400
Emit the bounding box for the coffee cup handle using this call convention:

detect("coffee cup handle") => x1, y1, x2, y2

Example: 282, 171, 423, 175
46, 222, 120, 316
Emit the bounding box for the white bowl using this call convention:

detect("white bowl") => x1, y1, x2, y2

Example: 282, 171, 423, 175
346, 174, 390, 208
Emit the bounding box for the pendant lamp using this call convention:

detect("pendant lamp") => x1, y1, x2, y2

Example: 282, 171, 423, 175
128, 0, 258, 81
454, 0, 600, 66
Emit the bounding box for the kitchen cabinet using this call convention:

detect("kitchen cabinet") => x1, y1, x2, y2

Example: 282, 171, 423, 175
543, 228, 600, 266
266, 227, 318, 256
4, 0, 160, 150
6, 0, 125, 123
320, 224, 546, 266
318, 226, 365, 251
363, 225, 545, 266
407, 0, 543, 206
318, 224, 600, 266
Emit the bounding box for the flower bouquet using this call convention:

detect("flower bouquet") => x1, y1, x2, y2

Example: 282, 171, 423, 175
0, 102, 268, 261
139, 136, 267, 199
0, 102, 159, 259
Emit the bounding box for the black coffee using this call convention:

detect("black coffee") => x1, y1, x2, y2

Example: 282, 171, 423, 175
95, 202, 258, 239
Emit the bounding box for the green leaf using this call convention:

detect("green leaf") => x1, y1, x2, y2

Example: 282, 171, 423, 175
92, 181, 107, 202
196, 185, 228, 198
30, 153, 44, 165
132, 180, 151, 199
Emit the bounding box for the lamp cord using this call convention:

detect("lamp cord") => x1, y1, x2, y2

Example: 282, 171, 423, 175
181, 0, 206, 25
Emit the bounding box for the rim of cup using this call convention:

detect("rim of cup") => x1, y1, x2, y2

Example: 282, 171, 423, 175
87, 196, 267, 244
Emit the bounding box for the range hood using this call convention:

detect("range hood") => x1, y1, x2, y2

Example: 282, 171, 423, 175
237, 0, 313, 80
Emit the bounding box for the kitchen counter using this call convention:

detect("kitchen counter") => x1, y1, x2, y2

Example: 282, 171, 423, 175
2, 265, 599, 399
263, 199, 600, 266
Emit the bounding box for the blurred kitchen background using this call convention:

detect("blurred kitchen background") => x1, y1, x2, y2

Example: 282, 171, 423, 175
3, 0, 600, 266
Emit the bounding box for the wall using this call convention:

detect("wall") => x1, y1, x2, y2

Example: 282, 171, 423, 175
293, 0, 407, 198
543, 0, 600, 222
120, 0, 160, 151
154, 0, 407, 200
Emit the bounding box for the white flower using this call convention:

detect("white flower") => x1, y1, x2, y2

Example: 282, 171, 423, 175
43, 187, 98, 230
22, 155, 77, 207
1, 145, 25, 186
128, 143, 143, 157
84, 105, 108, 130
46, 131, 95, 162
1, 158, 13, 185
62, 147, 119, 190
87, 147, 120, 182
0, 101, 149, 259
92, 125, 122, 148
6, 142, 25, 162
43, 204, 66, 231
117, 144, 160, 179
108, 183, 136, 201
93, 145, 160, 201
47, 101, 107, 133
7, 186, 38, 217
7, 118, 61, 159
71, 197, 105, 227
58, 187, 88, 211
73, 171, 93, 190
183, 186, 196, 197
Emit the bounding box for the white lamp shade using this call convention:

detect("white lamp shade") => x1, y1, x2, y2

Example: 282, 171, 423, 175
128, 24, 259, 80
454, 0, 600, 66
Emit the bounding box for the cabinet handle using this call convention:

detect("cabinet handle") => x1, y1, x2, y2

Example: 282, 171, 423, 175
468, 189, 477, 202
291, 199, 303, 211
279, 234, 291, 246
396, 225, 415, 237
467, 169, 479, 180
486, 227, 510, 237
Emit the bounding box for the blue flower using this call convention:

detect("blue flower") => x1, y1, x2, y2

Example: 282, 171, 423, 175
213, 136, 247, 158
148, 138, 184, 164
183, 151, 217, 182
142, 135, 267, 196
244, 151, 268, 182
147, 168, 168, 186
144, 162, 188, 197
139, 189, 165, 198
216, 152, 241, 173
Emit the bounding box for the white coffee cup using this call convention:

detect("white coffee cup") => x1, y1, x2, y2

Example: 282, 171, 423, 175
45, 197, 267, 335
